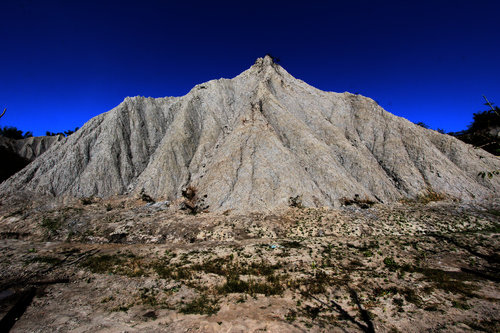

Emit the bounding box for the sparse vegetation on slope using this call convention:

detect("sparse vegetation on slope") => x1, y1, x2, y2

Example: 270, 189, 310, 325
0, 196, 498, 332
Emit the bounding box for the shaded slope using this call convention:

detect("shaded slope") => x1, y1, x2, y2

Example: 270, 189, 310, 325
0, 135, 63, 183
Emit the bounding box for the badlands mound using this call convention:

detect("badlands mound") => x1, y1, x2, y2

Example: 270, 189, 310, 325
1, 55, 499, 211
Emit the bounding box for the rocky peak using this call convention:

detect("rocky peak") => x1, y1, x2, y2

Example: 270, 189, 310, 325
1, 57, 499, 211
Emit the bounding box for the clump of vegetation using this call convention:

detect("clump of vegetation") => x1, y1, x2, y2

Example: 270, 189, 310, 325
478, 170, 500, 179
451, 106, 500, 156
140, 189, 155, 203
288, 195, 303, 208
415, 121, 430, 129
285, 309, 297, 322
180, 185, 208, 214
362, 250, 373, 257
340, 194, 375, 209
179, 295, 219, 315
400, 188, 446, 205
219, 274, 283, 296
393, 297, 404, 307
383, 257, 399, 271
110, 304, 133, 312
46, 127, 79, 137
300, 270, 331, 294
401, 287, 422, 307
80, 197, 94, 205
153, 262, 192, 280
0, 126, 32, 139
281, 240, 302, 248
80, 254, 146, 277
416, 189, 446, 204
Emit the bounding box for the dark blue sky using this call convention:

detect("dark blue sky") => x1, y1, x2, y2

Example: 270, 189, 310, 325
1, 0, 499, 136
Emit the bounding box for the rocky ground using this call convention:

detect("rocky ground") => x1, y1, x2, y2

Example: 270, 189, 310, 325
0, 194, 499, 332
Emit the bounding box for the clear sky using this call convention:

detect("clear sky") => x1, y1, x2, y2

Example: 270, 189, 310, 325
1, 0, 499, 136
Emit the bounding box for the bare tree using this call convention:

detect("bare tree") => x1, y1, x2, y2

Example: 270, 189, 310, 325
0, 108, 5, 119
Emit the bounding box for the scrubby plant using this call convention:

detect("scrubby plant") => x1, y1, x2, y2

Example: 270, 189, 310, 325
383, 257, 398, 271
180, 185, 208, 214
0, 126, 32, 139
179, 295, 219, 315
288, 195, 303, 208
340, 194, 375, 208
416, 189, 446, 204
478, 170, 499, 179
140, 189, 155, 203
80, 197, 94, 205
400, 188, 446, 205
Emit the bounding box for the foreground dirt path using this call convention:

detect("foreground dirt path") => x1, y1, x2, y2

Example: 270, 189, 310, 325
0, 198, 499, 332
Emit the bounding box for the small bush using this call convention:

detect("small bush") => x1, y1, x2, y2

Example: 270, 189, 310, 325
281, 240, 302, 248
285, 310, 297, 322
180, 296, 219, 315
288, 195, 303, 208
383, 257, 398, 271
140, 189, 154, 203
81, 197, 94, 205
302, 270, 331, 294
340, 194, 375, 208
401, 189, 446, 205
393, 297, 404, 307
180, 185, 208, 214
0, 126, 32, 139
182, 185, 197, 200
417, 190, 446, 204
219, 275, 283, 296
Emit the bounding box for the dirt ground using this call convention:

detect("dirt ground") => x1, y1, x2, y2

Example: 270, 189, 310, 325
0, 194, 499, 332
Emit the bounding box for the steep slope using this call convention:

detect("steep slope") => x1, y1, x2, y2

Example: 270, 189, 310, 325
0, 135, 63, 162
1, 56, 499, 211
0, 135, 63, 182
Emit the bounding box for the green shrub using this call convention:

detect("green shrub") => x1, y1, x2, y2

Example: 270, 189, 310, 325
383, 257, 398, 271
180, 296, 219, 315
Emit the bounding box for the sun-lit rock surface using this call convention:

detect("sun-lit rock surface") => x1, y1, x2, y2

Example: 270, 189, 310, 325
1, 55, 499, 211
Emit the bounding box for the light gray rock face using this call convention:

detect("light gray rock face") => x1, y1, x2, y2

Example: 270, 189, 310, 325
1, 56, 499, 211
0, 135, 63, 161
